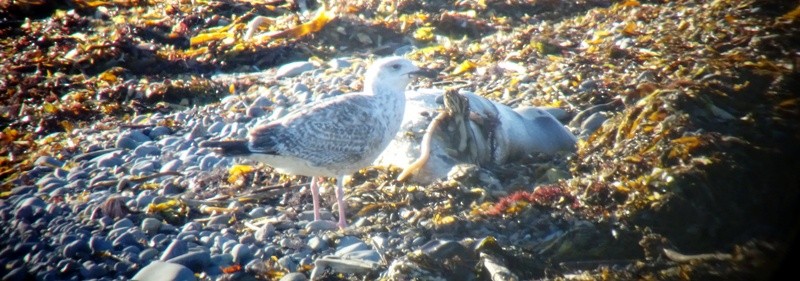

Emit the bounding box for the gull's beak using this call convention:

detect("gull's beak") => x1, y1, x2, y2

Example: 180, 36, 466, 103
407, 68, 439, 78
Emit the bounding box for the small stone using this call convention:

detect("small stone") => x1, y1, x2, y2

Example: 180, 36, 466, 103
96, 152, 125, 168
210, 253, 234, 267
140, 248, 158, 261
113, 218, 135, 229
134, 144, 161, 157
305, 220, 338, 232
79, 261, 107, 279
88, 236, 112, 253
34, 156, 63, 168
328, 58, 351, 69
280, 272, 309, 281
63, 239, 91, 259
115, 136, 139, 150
149, 126, 172, 139
166, 250, 211, 271
160, 240, 188, 261
254, 223, 275, 242
307, 236, 329, 252
207, 214, 231, 227
160, 159, 183, 173
248, 207, 267, 218
132, 261, 195, 281
277, 255, 298, 272
275, 61, 314, 78
141, 218, 161, 234
231, 244, 252, 264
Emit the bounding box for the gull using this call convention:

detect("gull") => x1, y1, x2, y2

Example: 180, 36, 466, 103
201, 56, 434, 228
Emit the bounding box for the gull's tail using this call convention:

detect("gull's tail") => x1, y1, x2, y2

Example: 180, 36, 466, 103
199, 140, 251, 156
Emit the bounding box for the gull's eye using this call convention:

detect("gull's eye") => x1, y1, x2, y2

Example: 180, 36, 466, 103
391, 64, 402, 70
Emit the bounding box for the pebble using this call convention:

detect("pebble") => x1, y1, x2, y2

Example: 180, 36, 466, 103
95, 152, 125, 168
275, 61, 314, 78
132, 261, 196, 281
277, 255, 298, 272
34, 155, 64, 167
305, 220, 338, 232
88, 236, 111, 253
134, 143, 161, 157
149, 126, 172, 139
307, 236, 329, 252
254, 223, 275, 242
231, 243, 252, 263
160, 239, 189, 261
166, 250, 211, 271
280, 272, 309, 281
141, 217, 162, 234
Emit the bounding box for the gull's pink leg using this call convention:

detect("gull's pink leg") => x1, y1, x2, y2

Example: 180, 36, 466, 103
335, 175, 348, 228
310, 177, 321, 221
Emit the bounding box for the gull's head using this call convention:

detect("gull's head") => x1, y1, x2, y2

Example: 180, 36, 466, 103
364, 56, 435, 92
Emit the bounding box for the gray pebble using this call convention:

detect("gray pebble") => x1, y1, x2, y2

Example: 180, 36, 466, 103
63, 239, 91, 259
277, 255, 298, 272
113, 232, 139, 248
186, 123, 206, 140
132, 261, 195, 281
36, 176, 66, 189
248, 207, 267, 218
140, 248, 158, 261
254, 223, 275, 242
149, 126, 171, 139
199, 155, 220, 171
210, 253, 233, 267
34, 156, 63, 167
280, 272, 309, 281
79, 261, 107, 279
231, 244, 252, 263
128, 130, 152, 143
207, 121, 226, 135
328, 58, 351, 69
251, 95, 272, 107
160, 159, 183, 173
141, 218, 162, 234
247, 105, 266, 118
307, 236, 329, 252
160, 239, 189, 261
167, 250, 211, 271
130, 160, 159, 175
88, 236, 111, 253
96, 152, 124, 168
134, 143, 161, 157
276, 61, 314, 78
114, 218, 134, 229
66, 170, 89, 182
207, 214, 231, 227
115, 136, 139, 150
305, 220, 338, 232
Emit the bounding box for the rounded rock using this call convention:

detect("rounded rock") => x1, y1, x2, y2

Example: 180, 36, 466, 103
132, 261, 196, 281
275, 61, 314, 79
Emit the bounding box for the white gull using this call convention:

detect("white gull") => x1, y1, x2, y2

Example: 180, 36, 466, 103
201, 56, 434, 228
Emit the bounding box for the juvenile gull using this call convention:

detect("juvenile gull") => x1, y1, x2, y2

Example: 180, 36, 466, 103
201, 56, 434, 228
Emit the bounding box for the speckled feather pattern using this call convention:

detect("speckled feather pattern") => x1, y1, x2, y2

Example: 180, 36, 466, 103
248, 94, 395, 170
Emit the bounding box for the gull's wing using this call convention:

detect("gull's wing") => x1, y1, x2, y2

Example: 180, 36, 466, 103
248, 94, 388, 167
